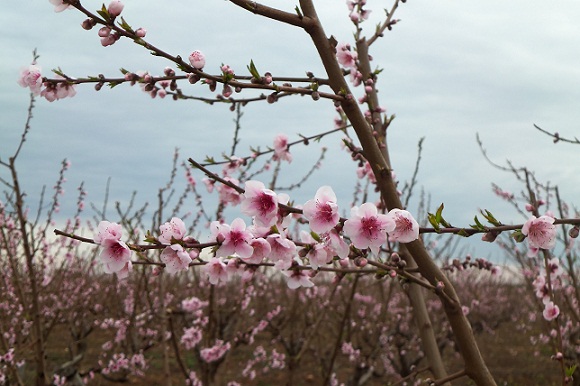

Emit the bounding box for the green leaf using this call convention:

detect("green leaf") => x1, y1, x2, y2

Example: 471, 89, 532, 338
566, 364, 577, 377
51, 67, 65, 77
511, 230, 526, 243
144, 231, 156, 243
295, 6, 303, 18
97, 4, 111, 22
310, 231, 321, 243
434, 203, 451, 227
118, 16, 133, 32
427, 213, 441, 232
470, 215, 485, 230
457, 229, 470, 237
203, 156, 216, 164
482, 209, 502, 226
435, 203, 444, 222
247, 59, 261, 80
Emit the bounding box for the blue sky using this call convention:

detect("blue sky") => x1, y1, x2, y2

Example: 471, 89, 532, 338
2, 0, 580, 261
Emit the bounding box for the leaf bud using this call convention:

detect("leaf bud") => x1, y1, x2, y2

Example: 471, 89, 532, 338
81, 18, 94, 30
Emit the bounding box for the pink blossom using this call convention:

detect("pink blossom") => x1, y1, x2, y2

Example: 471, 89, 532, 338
324, 229, 349, 259
273, 134, 292, 163
159, 217, 187, 245
387, 209, 419, 243
189, 50, 206, 70
181, 326, 203, 350
181, 296, 207, 313
160, 244, 192, 274
336, 43, 358, 69
241, 180, 278, 227
217, 177, 242, 206
40, 77, 77, 102
215, 218, 254, 258
202, 257, 228, 285
114, 261, 132, 280
94, 221, 123, 244
546, 257, 563, 279
100, 238, 132, 273
343, 203, 395, 254
242, 237, 271, 264
282, 266, 314, 289
522, 215, 556, 250
543, 301, 560, 321
300, 231, 330, 270
49, 0, 71, 12
107, 0, 124, 17
17, 64, 43, 95
302, 186, 340, 234
200, 340, 231, 363
533, 274, 549, 302
266, 233, 296, 270
203, 177, 215, 193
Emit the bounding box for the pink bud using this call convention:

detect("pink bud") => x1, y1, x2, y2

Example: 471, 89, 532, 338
188, 50, 206, 70
135, 28, 147, 38
100, 35, 116, 47
108, 0, 124, 17
98, 27, 111, 37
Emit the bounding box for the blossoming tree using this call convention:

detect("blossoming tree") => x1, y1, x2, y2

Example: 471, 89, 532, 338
11, 0, 580, 385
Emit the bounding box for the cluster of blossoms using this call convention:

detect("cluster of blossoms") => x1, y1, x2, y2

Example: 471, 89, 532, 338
17, 64, 77, 102
94, 177, 420, 289
531, 256, 564, 322
346, 0, 371, 23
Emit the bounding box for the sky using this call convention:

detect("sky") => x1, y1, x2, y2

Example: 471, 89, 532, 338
2, 0, 580, 262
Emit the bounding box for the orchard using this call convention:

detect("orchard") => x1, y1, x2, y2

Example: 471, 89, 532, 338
2, 0, 580, 385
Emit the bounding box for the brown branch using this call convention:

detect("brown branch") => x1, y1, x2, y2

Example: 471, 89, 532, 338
228, 0, 306, 28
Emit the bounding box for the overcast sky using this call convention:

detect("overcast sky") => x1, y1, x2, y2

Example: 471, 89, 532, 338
2, 1, 580, 261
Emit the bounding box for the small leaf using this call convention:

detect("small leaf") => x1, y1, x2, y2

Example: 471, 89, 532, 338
144, 231, 156, 243
247, 59, 261, 80
482, 209, 502, 226
511, 230, 526, 243
97, 4, 111, 22
295, 6, 303, 18
310, 231, 322, 243
566, 364, 577, 377
427, 213, 441, 232
470, 215, 485, 230
457, 229, 470, 237
118, 16, 133, 32
435, 203, 444, 222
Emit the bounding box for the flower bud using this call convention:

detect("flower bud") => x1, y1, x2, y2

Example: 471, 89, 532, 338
188, 50, 206, 70
108, 0, 124, 17
481, 230, 499, 243
354, 257, 367, 267
267, 93, 277, 104
98, 26, 111, 37
135, 28, 147, 38
188, 74, 200, 84
311, 91, 320, 101
81, 19, 94, 30
569, 226, 580, 238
